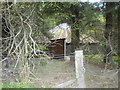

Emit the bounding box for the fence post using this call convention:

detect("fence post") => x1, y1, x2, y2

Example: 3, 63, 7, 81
75, 50, 85, 88
0, 9, 2, 89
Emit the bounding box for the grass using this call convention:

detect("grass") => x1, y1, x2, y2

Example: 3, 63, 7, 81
2, 60, 75, 88
31, 60, 76, 87
2, 83, 39, 88
101, 84, 109, 88
2, 82, 53, 88
0, 83, 2, 89
35, 60, 75, 73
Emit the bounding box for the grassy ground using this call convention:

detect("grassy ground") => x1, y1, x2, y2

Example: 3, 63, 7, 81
3, 83, 38, 88
2, 55, 118, 88
84, 54, 118, 88
84, 63, 118, 88
2, 59, 76, 88
30, 60, 76, 88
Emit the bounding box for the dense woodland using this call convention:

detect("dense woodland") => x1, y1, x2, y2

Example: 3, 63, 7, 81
1, 1, 120, 88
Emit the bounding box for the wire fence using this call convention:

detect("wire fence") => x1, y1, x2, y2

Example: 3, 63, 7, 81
1, 53, 119, 88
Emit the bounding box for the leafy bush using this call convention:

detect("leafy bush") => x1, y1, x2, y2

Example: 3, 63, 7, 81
84, 55, 103, 62
85, 54, 120, 65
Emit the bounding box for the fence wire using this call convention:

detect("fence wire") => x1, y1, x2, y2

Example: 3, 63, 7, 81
1, 53, 119, 88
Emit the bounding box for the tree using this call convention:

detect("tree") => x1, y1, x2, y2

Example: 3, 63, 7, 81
42, 2, 102, 53
2, 2, 50, 83
117, 2, 120, 67
104, 2, 115, 63
40, 2, 81, 52
70, 3, 80, 52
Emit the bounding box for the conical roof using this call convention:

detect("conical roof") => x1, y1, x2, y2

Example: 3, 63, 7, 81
49, 23, 71, 43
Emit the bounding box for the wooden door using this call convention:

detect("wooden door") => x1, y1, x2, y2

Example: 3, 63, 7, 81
51, 39, 65, 59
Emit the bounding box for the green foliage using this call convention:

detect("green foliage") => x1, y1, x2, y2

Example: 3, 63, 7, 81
112, 56, 120, 64
85, 55, 120, 65
44, 17, 57, 30
84, 55, 103, 62
39, 45, 48, 51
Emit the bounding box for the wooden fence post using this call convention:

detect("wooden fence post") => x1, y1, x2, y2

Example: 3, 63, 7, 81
75, 50, 85, 88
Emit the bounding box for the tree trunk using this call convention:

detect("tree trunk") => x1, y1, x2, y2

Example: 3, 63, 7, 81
104, 2, 115, 63
70, 5, 80, 53
118, 3, 120, 67
71, 22, 80, 53
70, 5, 80, 62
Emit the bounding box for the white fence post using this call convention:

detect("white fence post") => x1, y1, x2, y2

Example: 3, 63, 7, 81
0, 10, 2, 89
75, 50, 85, 88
